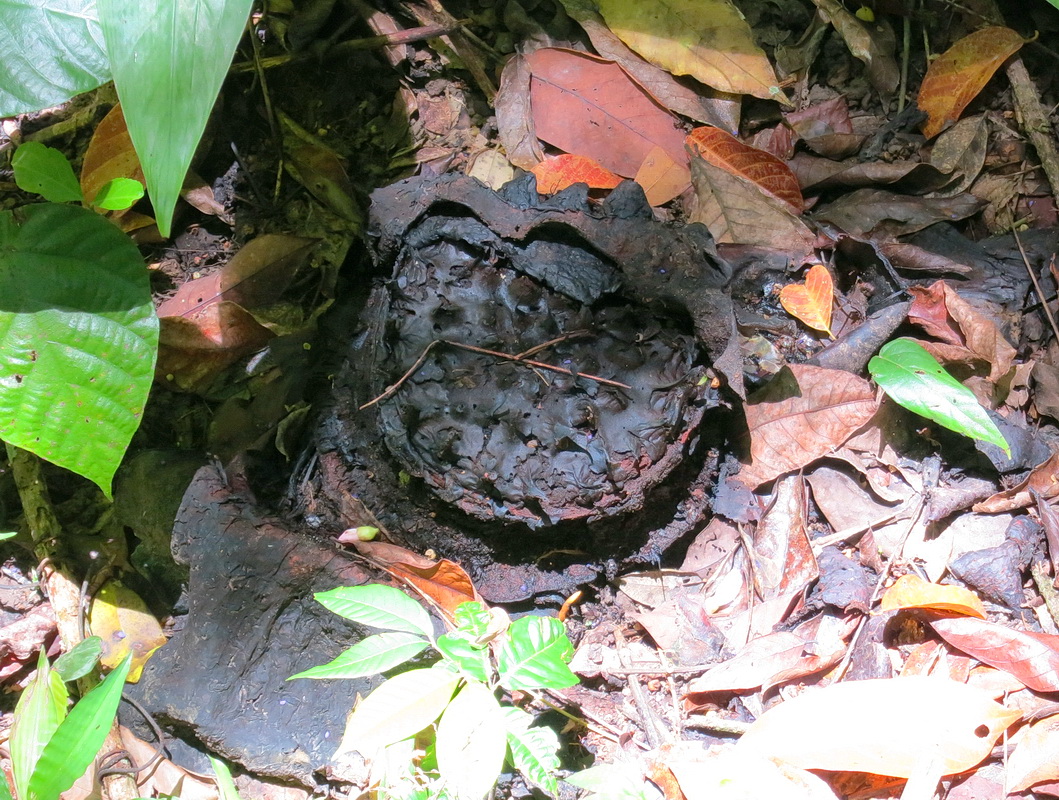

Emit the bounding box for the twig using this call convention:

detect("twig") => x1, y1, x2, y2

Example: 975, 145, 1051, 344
228, 21, 469, 73
359, 339, 631, 411
1013, 229, 1059, 344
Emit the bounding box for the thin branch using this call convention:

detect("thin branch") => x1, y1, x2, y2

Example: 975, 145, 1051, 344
359, 338, 631, 411
1013, 228, 1059, 345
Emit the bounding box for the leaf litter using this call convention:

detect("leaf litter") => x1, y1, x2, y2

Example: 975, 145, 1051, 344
10, 1, 1059, 799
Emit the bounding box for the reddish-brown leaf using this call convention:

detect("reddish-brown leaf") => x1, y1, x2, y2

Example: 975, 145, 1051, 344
530, 154, 622, 193
880, 574, 986, 619
918, 27, 1025, 139
930, 614, 1059, 692
526, 48, 689, 180
779, 264, 834, 336
739, 365, 880, 488
686, 126, 804, 211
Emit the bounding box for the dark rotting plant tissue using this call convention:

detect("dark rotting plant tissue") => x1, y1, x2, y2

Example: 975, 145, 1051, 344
318, 173, 738, 597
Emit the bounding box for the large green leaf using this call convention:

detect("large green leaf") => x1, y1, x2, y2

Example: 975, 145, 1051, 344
28, 653, 131, 800
288, 631, 430, 680
501, 706, 561, 797
339, 667, 460, 754
97, 0, 253, 237
436, 681, 507, 800
0, 203, 158, 496
496, 616, 578, 691
868, 338, 1010, 456
9, 651, 69, 799
315, 585, 434, 637
0, 0, 110, 116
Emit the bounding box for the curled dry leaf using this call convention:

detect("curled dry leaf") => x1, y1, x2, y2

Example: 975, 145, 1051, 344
495, 54, 545, 170
737, 677, 1021, 777
595, 0, 783, 101
525, 48, 689, 180
779, 264, 834, 337
343, 538, 484, 624
739, 365, 880, 488
929, 615, 1059, 692
811, 0, 899, 100
879, 574, 986, 618
530, 154, 622, 193
918, 27, 1025, 139
687, 126, 804, 211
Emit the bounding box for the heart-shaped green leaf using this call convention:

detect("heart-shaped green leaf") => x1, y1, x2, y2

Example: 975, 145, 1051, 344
868, 338, 1010, 456
12, 143, 84, 203
0, 0, 110, 116
97, 0, 253, 237
0, 203, 158, 496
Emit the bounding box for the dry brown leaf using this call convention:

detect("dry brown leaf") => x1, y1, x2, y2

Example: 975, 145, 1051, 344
973, 451, 1059, 512
688, 155, 815, 256
737, 677, 1021, 777
80, 103, 145, 208
525, 48, 689, 179
753, 474, 819, 600
739, 365, 879, 488
596, 0, 783, 101
685, 614, 850, 696
779, 264, 834, 336
879, 574, 986, 619
813, 188, 985, 239
495, 54, 545, 170
908, 280, 1016, 385
918, 27, 1024, 139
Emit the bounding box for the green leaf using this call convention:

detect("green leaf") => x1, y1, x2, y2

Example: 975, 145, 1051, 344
209, 756, 242, 800
289, 632, 430, 680
53, 636, 104, 682
496, 616, 578, 691
0, 0, 110, 116
9, 650, 69, 798
500, 707, 561, 797
315, 585, 434, 637
91, 178, 146, 211
0, 203, 158, 496
12, 143, 84, 203
97, 0, 253, 237
339, 667, 460, 754
27, 653, 132, 800
868, 338, 1010, 456
453, 602, 490, 639
435, 632, 490, 684
435, 681, 507, 800
0, 532, 16, 541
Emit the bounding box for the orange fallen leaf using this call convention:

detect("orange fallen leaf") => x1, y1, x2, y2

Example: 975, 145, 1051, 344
634, 146, 691, 206
530, 154, 622, 193
779, 264, 834, 337
737, 677, 1021, 777
686, 126, 804, 211
880, 574, 986, 619
918, 27, 1024, 139
80, 103, 145, 208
